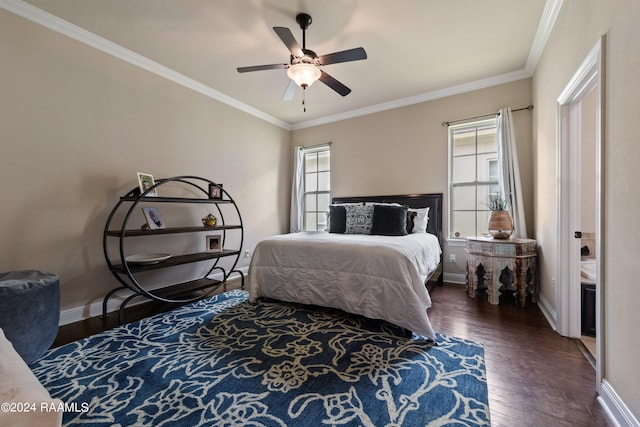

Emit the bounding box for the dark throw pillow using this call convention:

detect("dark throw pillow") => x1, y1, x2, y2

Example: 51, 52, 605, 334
371, 204, 408, 236
328, 205, 347, 233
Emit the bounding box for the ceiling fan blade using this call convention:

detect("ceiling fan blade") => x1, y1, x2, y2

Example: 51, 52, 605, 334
319, 70, 351, 96
237, 64, 287, 73
318, 47, 367, 66
273, 27, 303, 58
282, 79, 298, 101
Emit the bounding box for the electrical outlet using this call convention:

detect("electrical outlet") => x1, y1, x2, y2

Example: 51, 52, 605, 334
244, 250, 251, 259
449, 254, 456, 263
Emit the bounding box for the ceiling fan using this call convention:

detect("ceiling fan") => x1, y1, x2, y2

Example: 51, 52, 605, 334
237, 13, 367, 101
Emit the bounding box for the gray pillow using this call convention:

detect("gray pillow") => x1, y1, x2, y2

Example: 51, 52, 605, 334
345, 205, 374, 234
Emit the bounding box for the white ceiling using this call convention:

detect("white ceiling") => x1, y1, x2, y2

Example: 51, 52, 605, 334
8, 0, 555, 129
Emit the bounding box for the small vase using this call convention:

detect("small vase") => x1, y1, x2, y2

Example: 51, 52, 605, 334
202, 213, 217, 227
488, 211, 513, 239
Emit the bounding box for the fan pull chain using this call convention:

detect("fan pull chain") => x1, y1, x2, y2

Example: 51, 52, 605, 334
302, 88, 306, 112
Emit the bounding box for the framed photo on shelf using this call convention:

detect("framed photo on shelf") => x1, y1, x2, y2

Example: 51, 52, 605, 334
137, 172, 158, 197
206, 234, 223, 253
208, 183, 223, 200
142, 207, 165, 229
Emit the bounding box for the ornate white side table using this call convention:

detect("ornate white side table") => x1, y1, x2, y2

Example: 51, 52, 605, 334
465, 236, 538, 306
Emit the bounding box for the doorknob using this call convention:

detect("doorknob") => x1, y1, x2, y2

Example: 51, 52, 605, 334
574, 231, 582, 238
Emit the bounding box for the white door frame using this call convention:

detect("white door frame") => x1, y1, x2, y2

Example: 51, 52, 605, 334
556, 36, 605, 390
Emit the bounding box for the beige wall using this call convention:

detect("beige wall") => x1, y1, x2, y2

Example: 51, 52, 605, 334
533, 0, 640, 418
292, 79, 533, 278
0, 11, 290, 318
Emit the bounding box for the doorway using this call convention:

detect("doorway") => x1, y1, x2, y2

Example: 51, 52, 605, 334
557, 36, 604, 391
577, 87, 598, 360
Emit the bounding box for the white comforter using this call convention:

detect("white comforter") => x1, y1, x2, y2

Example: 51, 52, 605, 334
248, 231, 441, 339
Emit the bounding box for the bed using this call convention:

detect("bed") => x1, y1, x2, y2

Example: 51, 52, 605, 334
248, 193, 443, 339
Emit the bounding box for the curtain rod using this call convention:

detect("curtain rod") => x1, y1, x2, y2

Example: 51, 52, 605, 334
441, 105, 533, 127
299, 141, 332, 150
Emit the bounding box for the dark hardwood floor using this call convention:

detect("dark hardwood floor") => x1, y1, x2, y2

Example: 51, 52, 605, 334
53, 283, 613, 426
428, 284, 613, 427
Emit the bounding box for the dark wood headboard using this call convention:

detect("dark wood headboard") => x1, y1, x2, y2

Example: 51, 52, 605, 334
332, 193, 443, 247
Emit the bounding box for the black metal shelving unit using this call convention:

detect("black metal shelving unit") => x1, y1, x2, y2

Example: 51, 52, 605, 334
102, 176, 244, 323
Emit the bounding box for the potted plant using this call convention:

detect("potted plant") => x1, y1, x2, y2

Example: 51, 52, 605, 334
487, 194, 513, 239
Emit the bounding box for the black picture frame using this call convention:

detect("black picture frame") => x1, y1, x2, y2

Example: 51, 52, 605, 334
209, 183, 223, 200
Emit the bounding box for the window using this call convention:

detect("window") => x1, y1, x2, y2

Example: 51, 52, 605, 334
449, 119, 499, 239
302, 145, 330, 231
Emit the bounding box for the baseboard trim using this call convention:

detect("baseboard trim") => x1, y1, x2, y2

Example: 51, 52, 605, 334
599, 379, 640, 427
59, 267, 248, 326
536, 292, 557, 332
443, 272, 466, 285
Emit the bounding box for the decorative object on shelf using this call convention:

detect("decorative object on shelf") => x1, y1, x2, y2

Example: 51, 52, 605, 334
206, 234, 223, 253
202, 213, 217, 227
125, 253, 172, 265
142, 207, 165, 229
209, 183, 223, 200
137, 172, 158, 197
487, 194, 513, 239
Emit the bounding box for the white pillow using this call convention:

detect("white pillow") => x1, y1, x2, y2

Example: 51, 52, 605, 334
364, 202, 403, 206
409, 207, 430, 233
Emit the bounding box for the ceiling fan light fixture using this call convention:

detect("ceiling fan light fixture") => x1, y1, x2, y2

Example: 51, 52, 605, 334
287, 63, 321, 88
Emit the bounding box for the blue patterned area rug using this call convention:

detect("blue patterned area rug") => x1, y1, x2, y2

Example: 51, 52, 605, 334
32, 290, 490, 426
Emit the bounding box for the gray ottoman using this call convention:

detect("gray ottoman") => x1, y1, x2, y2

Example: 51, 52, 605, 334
0, 270, 60, 364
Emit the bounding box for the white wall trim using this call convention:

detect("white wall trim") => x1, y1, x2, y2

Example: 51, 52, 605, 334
556, 36, 605, 392
556, 40, 600, 336
1, 0, 556, 131
599, 380, 640, 427
525, 0, 565, 74
443, 272, 466, 285
536, 292, 557, 331
59, 290, 142, 325
59, 267, 249, 325
292, 0, 563, 130
446, 239, 467, 248
0, 0, 291, 130
291, 69, 532, 130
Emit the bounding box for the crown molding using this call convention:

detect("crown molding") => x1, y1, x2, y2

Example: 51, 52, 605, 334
293, 0, 563, 130
0, 0, 291, 130
290, 69, 532, 130
2, 0, 559, 132
525, 0, 565, 74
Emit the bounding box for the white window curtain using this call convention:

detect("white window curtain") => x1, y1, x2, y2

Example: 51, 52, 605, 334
290, 146, 304, 233
496, 107, 527, 238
